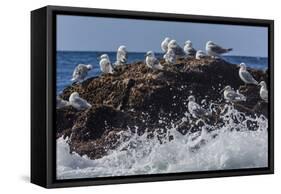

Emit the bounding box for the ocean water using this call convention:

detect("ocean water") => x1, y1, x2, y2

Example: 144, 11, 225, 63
56, 51, 268, 179
56, 51, 268, 94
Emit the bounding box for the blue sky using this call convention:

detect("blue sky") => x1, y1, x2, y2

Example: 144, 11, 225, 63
57, 15, 268, 57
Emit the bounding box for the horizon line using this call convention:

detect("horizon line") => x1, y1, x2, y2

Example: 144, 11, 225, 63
56, 50, 268, 58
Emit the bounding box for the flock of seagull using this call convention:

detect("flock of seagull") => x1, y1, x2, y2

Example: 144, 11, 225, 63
57, 37, 268, 120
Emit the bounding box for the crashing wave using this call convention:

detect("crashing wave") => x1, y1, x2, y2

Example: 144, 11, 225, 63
57, 104, 268, 179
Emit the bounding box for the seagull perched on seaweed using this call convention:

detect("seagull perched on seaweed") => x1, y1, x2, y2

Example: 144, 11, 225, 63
184, 40, 197, 57
239, 63, 258, 85
188, 95, 211, 118
71, 64, 93, 82
167, 39, 186, 57
115, 45, 128, 66
164, 48, 176, 65
161, 37, 171, 53
206, 41, 232, 58
259, 81, 268, 102
99, 54, 114, 74
145, 51, 164, 70
69, 92, 92, 111
222, 85, 246, 103
195, 50, 208, 60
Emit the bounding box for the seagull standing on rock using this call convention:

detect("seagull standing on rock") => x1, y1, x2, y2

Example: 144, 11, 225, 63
222, 85, 246, 103
206, 41, 232, 58
99, 54, 114, 74
69, 92, 92, 110
161, 37, 171, 53
188, 95, 211, 118
168, 39, 186, 57
259, 81, 268, 102
184, 40, 197, 57
239, 63, 258, 85
195, 50, 207, 60
145, 51, 164, 70
164, 48, 176, 65
71, 64, 93, 82
115, 45, 128, 66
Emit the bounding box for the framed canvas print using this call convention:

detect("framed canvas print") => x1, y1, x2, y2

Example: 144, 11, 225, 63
31, 5, 274, 188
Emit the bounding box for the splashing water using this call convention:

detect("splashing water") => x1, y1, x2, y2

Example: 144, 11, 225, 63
57, 105, 268, 179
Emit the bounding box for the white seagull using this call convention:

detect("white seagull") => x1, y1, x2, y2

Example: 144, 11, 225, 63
69, 92, 92, 111
184, 40, 197, 57
223, 85, 246, 103
99, 54, 114, 74
71, 64, 93, 82
164, 48, 176, 65
161, 37, 171, 53
167, 39, 186, 57
115, 45, 128, 66
259, 81, 268, 102
188, 95, 211, 118
239, 63, 258, 85
145, 51, 164, 70
206, 41, 232, 57
195, 50, 207, 60
56, 96, 70, 109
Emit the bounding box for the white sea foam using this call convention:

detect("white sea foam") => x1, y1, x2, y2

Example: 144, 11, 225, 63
56, 105, 268, 179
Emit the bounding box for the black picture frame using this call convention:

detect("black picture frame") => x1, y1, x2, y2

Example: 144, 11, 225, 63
31, 5, 274, 188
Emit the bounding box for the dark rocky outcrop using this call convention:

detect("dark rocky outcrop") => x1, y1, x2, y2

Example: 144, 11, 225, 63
57, 57, 268, 159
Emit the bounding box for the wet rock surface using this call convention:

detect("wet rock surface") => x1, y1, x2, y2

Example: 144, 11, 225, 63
57, 57, 268, 159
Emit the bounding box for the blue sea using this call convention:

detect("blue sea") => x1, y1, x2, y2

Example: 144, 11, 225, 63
56, 51, 268, 94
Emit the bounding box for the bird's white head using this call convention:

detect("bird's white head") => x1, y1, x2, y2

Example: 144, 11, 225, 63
239, 62, 247, 69
221, 85, 232, 93
118, 45, 126, 51
185, 40, 192, 47
188, 95, 195, 102
164, 37, 171, 42
100, 54, 109, 60
206, 41, 215, 47
197, 50, 204, 55
145, 51, 154, 57
86, 64, 93, 70
259, 81, 267, 88
69, 92, 79, 101
168, 39, 177, 49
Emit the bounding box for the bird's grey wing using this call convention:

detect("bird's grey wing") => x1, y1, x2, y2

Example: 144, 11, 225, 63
186, 47, 196, 55
76, 97, 91, 108
193, 108, 209, 117
175, 46, 185, 56
226, 91, 245, 101
191, 48, 197, 55
72, 66, 83, 80
191, 102, 210, 117
153, 57, 160, 65
78, 65, 88, 79
210, 44, 227, 54
241, 70, 258, 84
